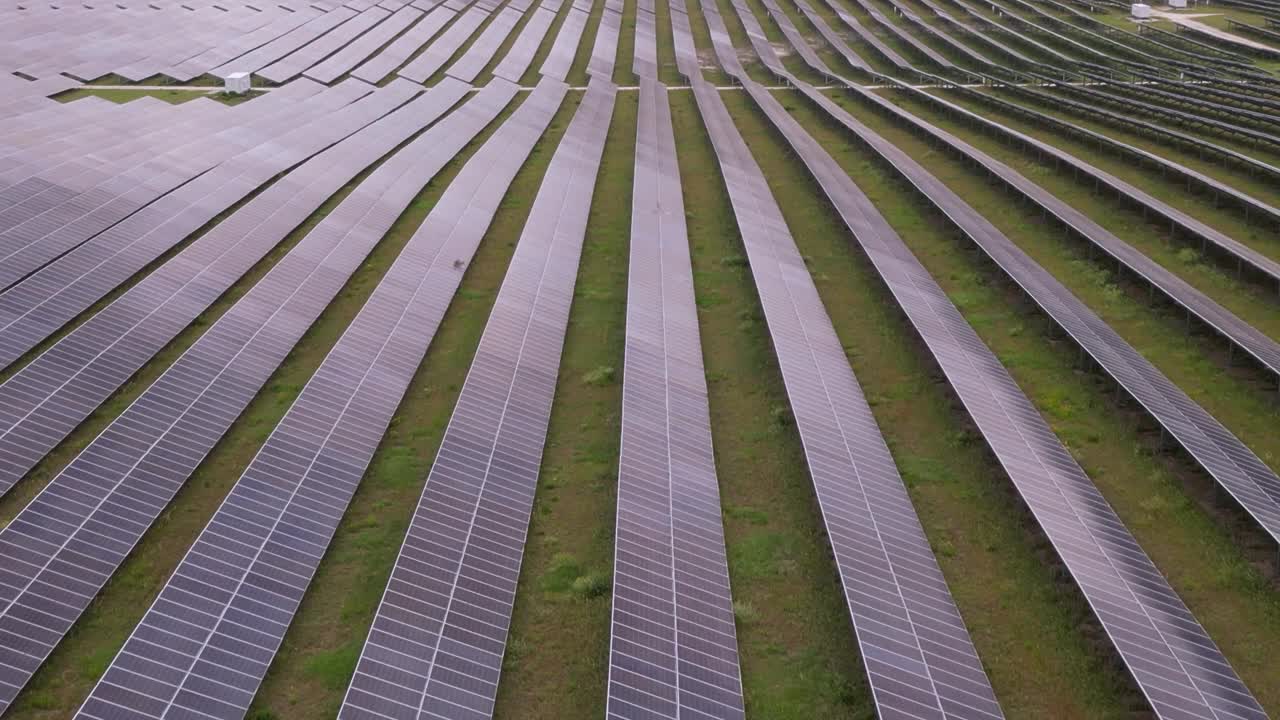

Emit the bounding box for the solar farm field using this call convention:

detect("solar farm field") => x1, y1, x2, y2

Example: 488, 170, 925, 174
0, 0, 1278, 716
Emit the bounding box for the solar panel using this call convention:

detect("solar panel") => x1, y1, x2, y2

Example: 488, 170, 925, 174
760, 0, 1280, 542
537, 5, 586, 80
397, 5, 488, 82
214, 6, 356, 77
337, 77, 617, 720
446, 5, 521, 82
0, 83, 328, 291
71, 80, 521, 720
259, 6, 390, 81
351, 5, 456, 82
605, 77, 746, 720
669, 3, 698, 80
173, 6, 320, 78
823, 80, 1280, 556
0, 82, 424, 497
679, 12, 1006, 710
632, 4, 656, 78
774, 75, 1269, 720
587, 1, 619, 79
304, 4, 425, 82
0, 78, 476, 717
490, 5, 554, 81
0, 81, 355, 313
701, 7, 1271, 715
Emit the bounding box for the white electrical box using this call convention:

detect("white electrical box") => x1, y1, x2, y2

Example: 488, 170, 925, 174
1131, 3, 1152, 17
1168, 0, 1186, 7
224, 72, 251, 95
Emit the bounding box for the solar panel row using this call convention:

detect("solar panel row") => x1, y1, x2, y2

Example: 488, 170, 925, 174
0, 94, 220, 203
934, 78, 1280, 225
72, 79, 522, 720
670, 3, 698, 78
352, 5, 457, 83
337, 76, 616, 720
0, 83, 359, 358
447, 6, 522, 81
537, 0, 586, 80
0, 1, 326, 82
759, 0, 1280, 541
0, 82, 330, 291
169, 7, 330, 81
789, 0, 870, 73
215, 6, 358, 78
686, 15, 1006, 718
791, 0, 1280, 289
260, 6, 392, 82
305, 5, 426, 83
633, 0, 656, 78
0, 81, 427, 497
0, 79, 328, 245
605, 77, 746, 720
827, 81, 1280, 549
0, 99, 190, 206
587, 0, 621, 79
398, 5, 489, 82
848, 0, 954, 69
778, 74, 1269, 720
706, 10, 1270, 714
0, 78, 475, 716
993, 75, 1280, 180
491, 5, 555, 81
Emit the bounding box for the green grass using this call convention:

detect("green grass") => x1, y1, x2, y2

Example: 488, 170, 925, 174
614, 0, 639, 84
671, 90, 874, 719
245, 91, 577, 718
491, 91, 635, 719
765, 87, 1280, 715
1, 90, 526, 720
53, 87, 210, 104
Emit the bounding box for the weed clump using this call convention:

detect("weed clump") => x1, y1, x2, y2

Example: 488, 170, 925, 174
583, 365, 616, 386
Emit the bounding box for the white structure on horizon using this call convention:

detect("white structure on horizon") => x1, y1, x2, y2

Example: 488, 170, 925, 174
224, 72, 250, 95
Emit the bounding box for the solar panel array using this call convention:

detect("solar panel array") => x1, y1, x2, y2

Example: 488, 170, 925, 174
697, 6, 1271, 716
0, 0, 342, 82
0, 78, 477, 715
588, 0, 622, 79
398, 5, 492, 82
492, 4, 556, 82
259, 7, 393, 83
338, 77, 617, 720
305, 5, 427, 84
760, 0, 1280, 551
72, 79, 522, 720
606, 77, 746, 720
538, 0, 588, 80
353, 5, 457, 83
785, 75, 1270, 720
840, 78, 1280, 549
0, 78, 377, 363
930, 77, 1280, 232
215, 7, 360, 79
0, 0, 1277, 717
0, 83, 330, 290
681, 19, 1005, 712
448, 6, 523, 82
0, 81, 425, 497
